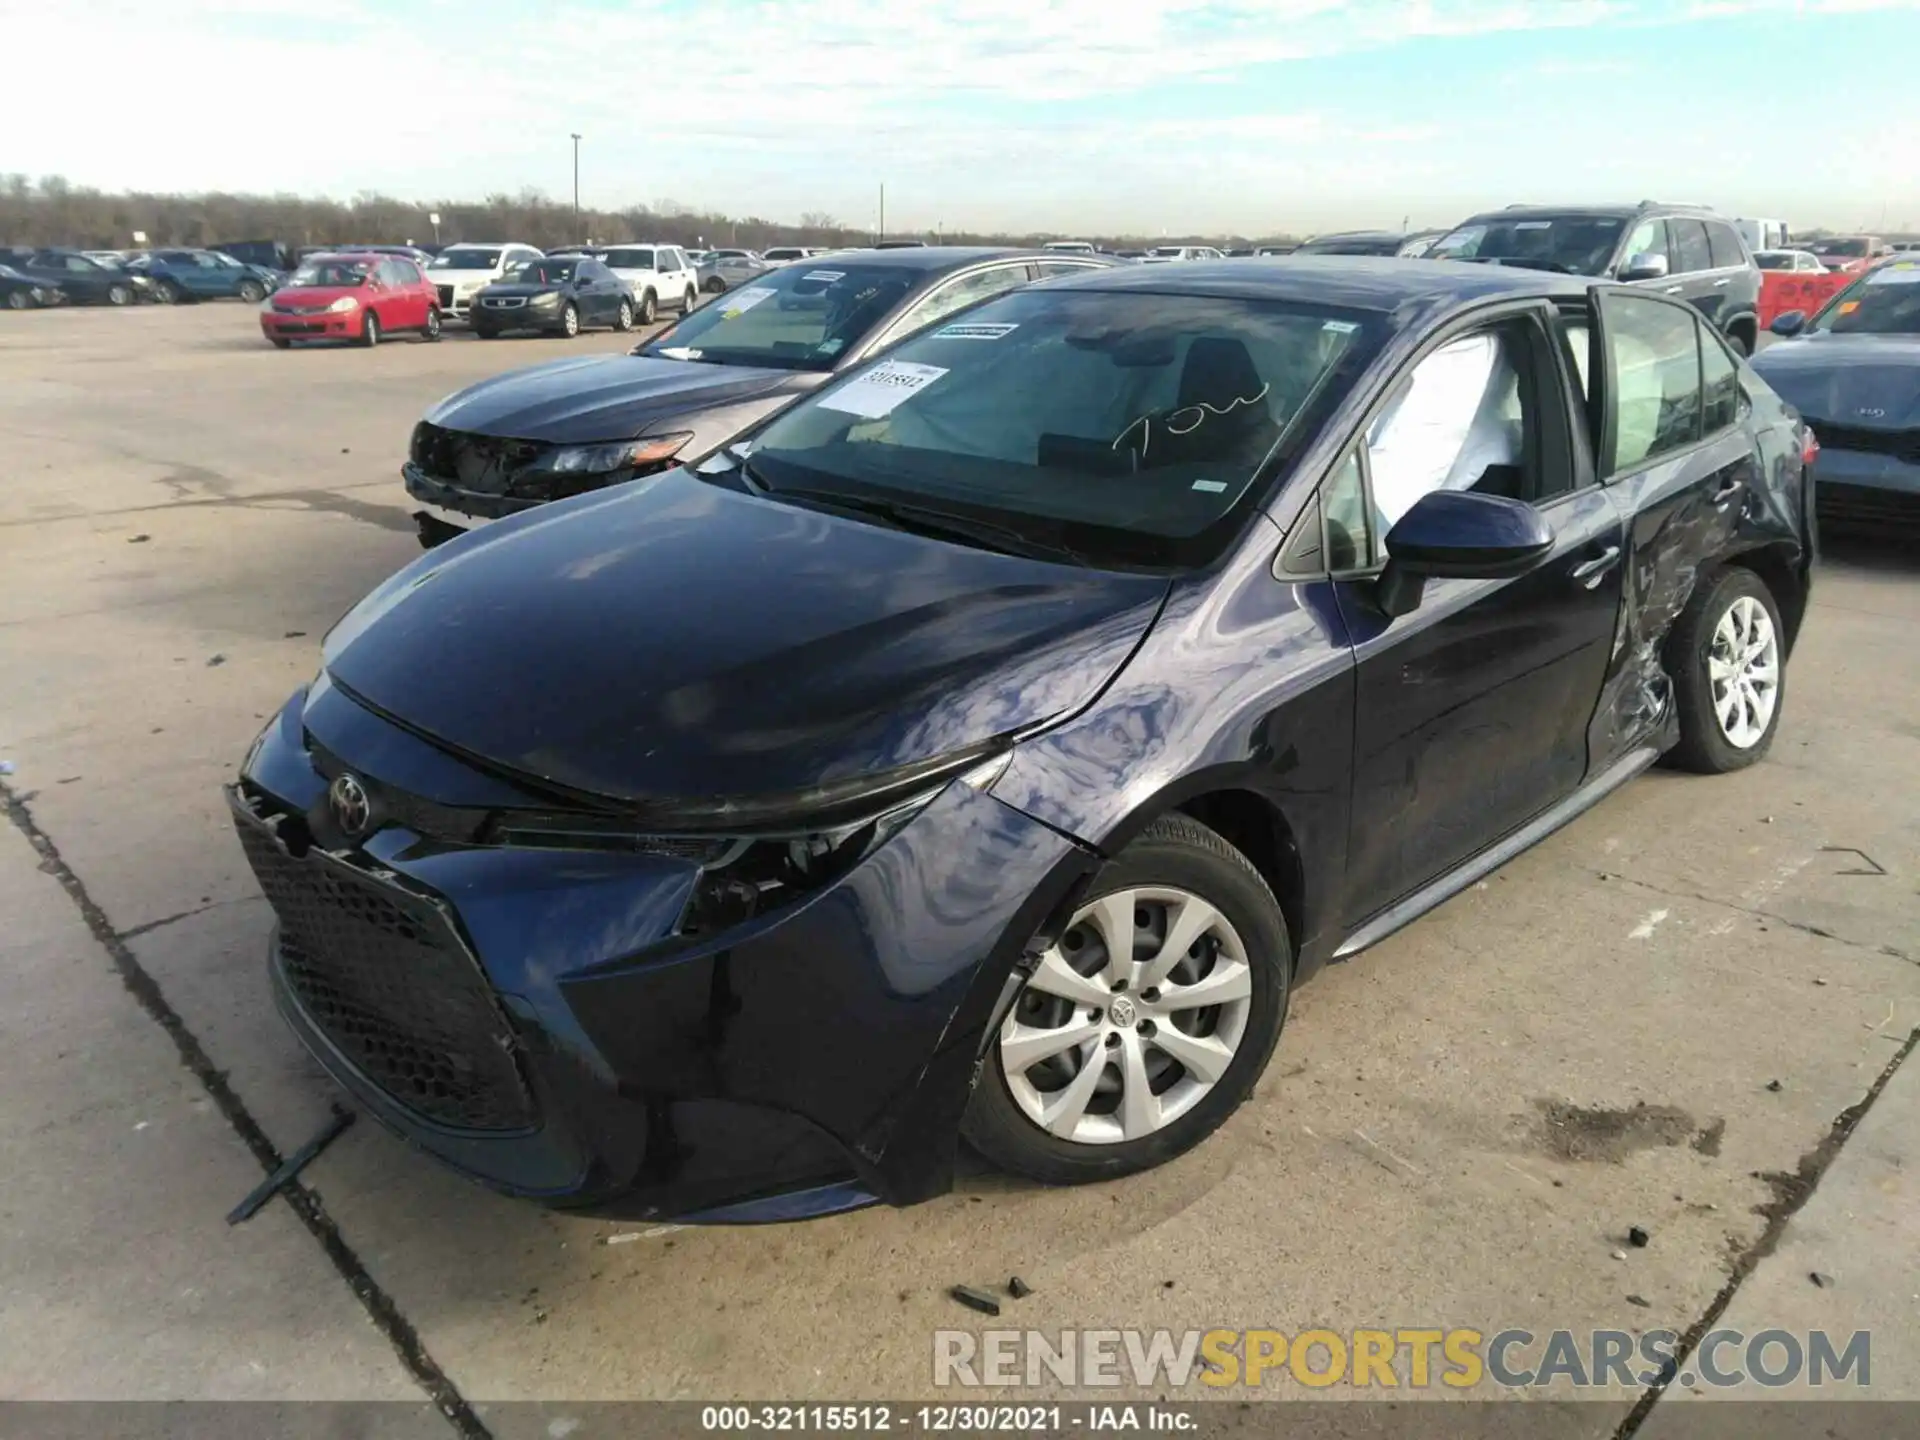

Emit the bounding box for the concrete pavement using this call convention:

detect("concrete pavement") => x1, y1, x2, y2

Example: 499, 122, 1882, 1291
1, 302, 1915, 1431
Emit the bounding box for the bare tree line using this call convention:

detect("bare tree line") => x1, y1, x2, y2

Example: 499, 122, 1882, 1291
0, 175, 1295, 252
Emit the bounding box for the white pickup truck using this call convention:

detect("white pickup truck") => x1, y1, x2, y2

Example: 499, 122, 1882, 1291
599, 243, 700, 324
424, 242, 544, 321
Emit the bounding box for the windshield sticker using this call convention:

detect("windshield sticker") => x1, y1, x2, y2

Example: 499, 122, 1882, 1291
656, 346, 702, 360
1322, 320, 1359, 334
817, 360, 949, 419
719, 288, 776, 318
1513, 220, 1553, 230
816, 338, 846, 355
1190, 479, 1228, 493
801, 270, 846, 282
932, 321, 1019, 341
1867, 263, 1920, 285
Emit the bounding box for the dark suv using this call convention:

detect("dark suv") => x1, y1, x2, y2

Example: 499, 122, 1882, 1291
1428, 203, 1763, 354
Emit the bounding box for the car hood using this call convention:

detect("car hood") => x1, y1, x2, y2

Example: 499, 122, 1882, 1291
1751, 334, 1920, 426
477, 283, 568, 299
424, 353, 806, 442
322, 467, 1167, 811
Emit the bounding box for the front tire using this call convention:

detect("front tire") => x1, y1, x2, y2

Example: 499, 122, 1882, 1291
106, 283, 133, 307
6, 290, 29, 310
269, 336, 291, 349
152, 279, 181, 305
682, 287, 698, 313
1663, 566, 1786, 773
559, 302, 579, 338
421, 307, 442, 341
614, 298, 634, 332
360, 310, 381, 347
237, 279, 266, 304
1725, 323, 1754, 358
473, 325, 498, 339
961, 813, 1290, 1185
636, 289, 656, 325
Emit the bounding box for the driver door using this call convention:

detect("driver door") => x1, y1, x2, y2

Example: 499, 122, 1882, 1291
1324, 304, 1627, 924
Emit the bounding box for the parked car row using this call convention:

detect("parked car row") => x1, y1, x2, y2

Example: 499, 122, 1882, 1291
232, 245, 1822, 1224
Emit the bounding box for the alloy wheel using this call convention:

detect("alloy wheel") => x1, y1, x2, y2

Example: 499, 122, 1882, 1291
562, 303, 579, 337
1709, 594, 1778, 748
999, 886, 1254, 1145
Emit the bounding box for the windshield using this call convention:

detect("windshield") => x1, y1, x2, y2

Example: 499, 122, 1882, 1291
1148, 247, 1186, 258
1754, 252, 1793, 270
511, 260, 576, 284
1428, 216, 1626, 275
1812, 262, 1920, 335
429, 249, 503, 270
639, 261, 919, 372
290, 260, 370, 287
1816, 238, 1871, 258
604, 248, 656, 268
733, 287, 1383, 569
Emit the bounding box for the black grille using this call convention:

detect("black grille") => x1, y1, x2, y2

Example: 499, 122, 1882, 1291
1809, 422, 1920, 465
235, 812, 535, 1131
410, 422, 549, 498
1819, 482, 1920, 532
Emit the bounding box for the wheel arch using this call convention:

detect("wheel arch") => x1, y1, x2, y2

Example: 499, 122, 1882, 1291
1723, 538, 1806, 654
1083, 773, 1312, 974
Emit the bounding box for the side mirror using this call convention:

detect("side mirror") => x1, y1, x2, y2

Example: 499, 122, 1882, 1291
1375, 490, 1555, 618
1618, 252, 1670, 283
1769, 310, 1807, 337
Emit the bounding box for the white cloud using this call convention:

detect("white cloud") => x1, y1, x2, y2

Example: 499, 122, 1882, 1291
0, 0, 1913, 231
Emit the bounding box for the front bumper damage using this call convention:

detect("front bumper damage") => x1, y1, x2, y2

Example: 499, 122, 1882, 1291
232, 683, 1093, 1218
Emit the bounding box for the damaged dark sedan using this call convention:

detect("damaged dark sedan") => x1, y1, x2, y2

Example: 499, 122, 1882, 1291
402, 247, 1112, 546
236, 260, 1813, 1220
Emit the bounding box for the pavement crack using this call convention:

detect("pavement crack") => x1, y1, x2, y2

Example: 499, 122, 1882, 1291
1597, 870, 1914, 965
117, 896, 252, 941
2, 781, 489, 1439
1612, 1021, 1920, 1438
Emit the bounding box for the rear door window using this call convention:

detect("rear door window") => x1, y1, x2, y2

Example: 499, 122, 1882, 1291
1671, 220, 1713, 275
1706, 223, 1746, 270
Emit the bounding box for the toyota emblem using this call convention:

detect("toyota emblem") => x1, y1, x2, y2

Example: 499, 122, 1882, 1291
328, 774, 373, 837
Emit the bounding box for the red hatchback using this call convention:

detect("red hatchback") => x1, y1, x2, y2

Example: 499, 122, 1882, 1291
259, 252, 443, 348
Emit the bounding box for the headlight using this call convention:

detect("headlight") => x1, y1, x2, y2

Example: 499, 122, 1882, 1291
526, 433, 694, 477
490, 748, 1013, 936
327, 296, 360, 312
531, 290, 561, 305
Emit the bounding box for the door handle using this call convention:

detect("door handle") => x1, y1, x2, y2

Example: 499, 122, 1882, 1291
1713, 277, 1731, 287
1711, 476, 1745, 505
1571, 545, 1621, 587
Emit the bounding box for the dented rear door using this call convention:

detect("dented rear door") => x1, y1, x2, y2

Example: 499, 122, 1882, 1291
1585, 288, 1757, 772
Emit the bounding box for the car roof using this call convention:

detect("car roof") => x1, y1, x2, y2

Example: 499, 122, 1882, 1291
1041, 255, 1590, 313
785, 245, 1058, 273
1458, 203, 1723, 224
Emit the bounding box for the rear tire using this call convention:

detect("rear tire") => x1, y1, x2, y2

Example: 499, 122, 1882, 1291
106, 283, 133, 307
237, 279, 266, 304
960, 813, 1291, 1186
360, 310, 381, 347
153, 279, 181, 305
422, 307, 443, 341
1662, 566, 1786, 774
1725, 323, 1754, 358
6, 290, 29, 310
682, 287, 698, 313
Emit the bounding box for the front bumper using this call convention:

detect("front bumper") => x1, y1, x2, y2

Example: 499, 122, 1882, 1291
402, 461, 540, 521
231, 683, 1090, 1217
262, 309, 359, 341
1812, 445, 1920, 529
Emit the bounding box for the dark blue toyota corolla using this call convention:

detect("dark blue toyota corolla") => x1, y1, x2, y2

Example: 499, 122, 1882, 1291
232, 260, 1815, 1219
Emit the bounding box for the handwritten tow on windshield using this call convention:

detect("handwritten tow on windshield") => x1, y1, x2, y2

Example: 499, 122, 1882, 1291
1111, 384, 1271, 460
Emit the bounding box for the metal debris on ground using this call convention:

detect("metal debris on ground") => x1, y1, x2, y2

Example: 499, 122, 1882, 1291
206, 654, 226, 667
1627, 1294, 1651, 1308
1007, 1276, 1033, 1300
1610, 1249, 1628, 1261
1766, 1079, 1783, 1092
1810, 1272, 1835, 1289
1628, 1226, 1650, 1248
225, 1106, 355, 1224
949, 1285, 1002, 1317
127, 534, 150, 543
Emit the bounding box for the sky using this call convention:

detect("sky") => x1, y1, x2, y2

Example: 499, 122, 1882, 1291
4, 0, 1918, 236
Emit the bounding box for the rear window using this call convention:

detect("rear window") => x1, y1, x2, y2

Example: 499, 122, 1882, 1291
604, 248, 657, 269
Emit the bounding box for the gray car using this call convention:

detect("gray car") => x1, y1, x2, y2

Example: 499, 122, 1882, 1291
1429, 202, 1763, 354
403, 248, 1115, 542
697, 249, 772, 294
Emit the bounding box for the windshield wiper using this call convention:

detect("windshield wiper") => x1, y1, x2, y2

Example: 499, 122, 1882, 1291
747, 473, 1091, 566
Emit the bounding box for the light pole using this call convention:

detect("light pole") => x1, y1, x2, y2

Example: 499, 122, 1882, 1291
570, 133, 582, 234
